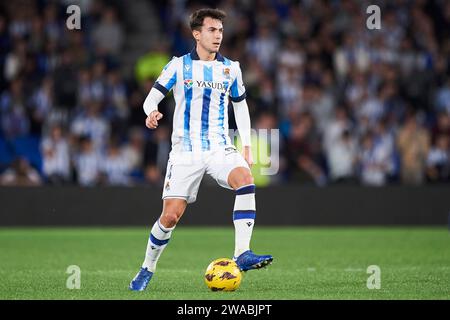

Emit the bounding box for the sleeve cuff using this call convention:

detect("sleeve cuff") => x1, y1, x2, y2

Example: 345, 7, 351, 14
153, 82, 169, 96
230, 92, 246, 102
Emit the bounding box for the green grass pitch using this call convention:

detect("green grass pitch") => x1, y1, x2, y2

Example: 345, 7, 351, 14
0, 227, 448, 299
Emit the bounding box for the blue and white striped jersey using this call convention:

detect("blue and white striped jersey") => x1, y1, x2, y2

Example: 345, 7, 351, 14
153, 49, 246, 152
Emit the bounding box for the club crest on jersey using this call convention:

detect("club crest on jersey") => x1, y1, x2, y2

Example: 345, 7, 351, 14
184, 79, 193, 88
223, 67, 231, 79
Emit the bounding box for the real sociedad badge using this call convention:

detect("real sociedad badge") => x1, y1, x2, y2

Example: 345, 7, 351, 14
223, 67, 231, 79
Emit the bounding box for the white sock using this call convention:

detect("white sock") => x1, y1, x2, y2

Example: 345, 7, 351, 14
142, 219, 175, 272
233, 184, 256, 258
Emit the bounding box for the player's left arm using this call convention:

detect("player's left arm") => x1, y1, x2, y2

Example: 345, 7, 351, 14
232, 100, 253, 167
230, 62, 253, 167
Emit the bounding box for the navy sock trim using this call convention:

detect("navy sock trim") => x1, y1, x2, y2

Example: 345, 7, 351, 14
233, 210, 256, 220
235, 184, 255, 195
150, 233, 169, 246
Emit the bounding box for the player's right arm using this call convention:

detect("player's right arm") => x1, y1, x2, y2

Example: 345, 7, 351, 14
143, 57, 178, 129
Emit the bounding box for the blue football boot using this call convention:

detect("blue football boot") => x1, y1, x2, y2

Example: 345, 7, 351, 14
129, 267, 153, 291
234, 250, 273, 272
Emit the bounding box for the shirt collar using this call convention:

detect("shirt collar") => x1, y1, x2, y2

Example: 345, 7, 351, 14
190, 47, 224, 62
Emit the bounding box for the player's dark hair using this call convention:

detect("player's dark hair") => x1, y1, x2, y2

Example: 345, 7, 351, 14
189, 8, 226, 31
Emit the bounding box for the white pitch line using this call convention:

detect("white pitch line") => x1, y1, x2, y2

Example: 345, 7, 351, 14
344, 268, 365, 272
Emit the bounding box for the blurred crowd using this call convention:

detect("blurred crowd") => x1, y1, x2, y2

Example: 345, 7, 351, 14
0, 0, 449, 187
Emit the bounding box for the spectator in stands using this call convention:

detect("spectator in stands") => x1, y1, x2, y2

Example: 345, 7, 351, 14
397, 113, 430, 185
246, 23, 279, 74
53, 50, 77, 109
285, 112, 327, 186
41, 125, 70, 185
358, 131, 390, 186
73, 135, 101, 187
105, 69, 128, 120
327, 130, 357, 183
356, 86, 385, 129
90, 60, 107, 103
144, 163, 163, 187
28, 76, 54, 136
77, 68, 93, 107
92, 7, 124, 56
127, 88, 148, 128
4, 39, 27, 82
122, 127, 145, 175
373, 119, 397, 181
37, 39, 59, 75
426, 134, 450, 183
144, 124, 171, 171
277, 37, 304, 72
104, 69, 128, 137
0, 14, 10, 91
345, 71, 369, 113
0, 77, 29, 139
434, 78, 450, 114
0, 157, 42, 186
303, 81, 335, 134
323, 106, 352, 153
431, 112, 450, 144
143, 125, 170, 185
42, 3, 63, 42
71, 100, 110, 152
277, 65, 302, 120
100, 137, 131, 186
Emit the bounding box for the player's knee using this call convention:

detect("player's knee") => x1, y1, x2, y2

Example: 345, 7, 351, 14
161, 199, 186, 227
235, 171, 254, 188
229, 167, 254, 189
161, 212, 180, 227
242, 174, 254, 186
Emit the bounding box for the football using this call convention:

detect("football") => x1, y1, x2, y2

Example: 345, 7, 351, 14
204, 258, 242, 291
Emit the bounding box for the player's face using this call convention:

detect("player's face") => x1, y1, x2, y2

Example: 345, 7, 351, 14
195, 17, 223, 53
